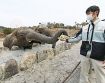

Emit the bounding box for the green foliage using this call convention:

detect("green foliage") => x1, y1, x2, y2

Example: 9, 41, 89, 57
54, 23, 59, 28
47, 22, 54, 28
3, 28, 13, 35
46, 22, 65, 28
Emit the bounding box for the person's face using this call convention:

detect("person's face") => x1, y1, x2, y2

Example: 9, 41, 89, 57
86, 11, 98, 21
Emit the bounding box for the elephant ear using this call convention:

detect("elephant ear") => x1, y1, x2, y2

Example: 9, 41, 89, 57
12, 38, 18, 46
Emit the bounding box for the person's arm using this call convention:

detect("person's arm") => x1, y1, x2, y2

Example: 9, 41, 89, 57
66, 28, 82, 43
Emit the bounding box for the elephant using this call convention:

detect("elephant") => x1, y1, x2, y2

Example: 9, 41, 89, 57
3, 28, 68, 50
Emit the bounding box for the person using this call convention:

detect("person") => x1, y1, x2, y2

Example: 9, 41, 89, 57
65, 5, 105, 83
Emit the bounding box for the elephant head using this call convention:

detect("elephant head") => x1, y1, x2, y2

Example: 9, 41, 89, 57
3, 29, 33, 50
3, 32, 18, 50
3, 28, 68, 49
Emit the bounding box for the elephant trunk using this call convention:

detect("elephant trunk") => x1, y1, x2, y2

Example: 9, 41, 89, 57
51, 29, 68, 48
26, 32, 52, 43
27, 29, 68, 48
52, 29, 68, 42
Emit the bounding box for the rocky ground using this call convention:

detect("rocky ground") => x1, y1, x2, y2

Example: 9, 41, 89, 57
0, 42, 80, 83
0, 41, 96, 83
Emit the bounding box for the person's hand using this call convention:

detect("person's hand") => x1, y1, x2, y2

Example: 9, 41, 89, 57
58, 35, 69, 41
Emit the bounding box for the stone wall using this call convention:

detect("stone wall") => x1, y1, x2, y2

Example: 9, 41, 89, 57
0, 41, 81, 83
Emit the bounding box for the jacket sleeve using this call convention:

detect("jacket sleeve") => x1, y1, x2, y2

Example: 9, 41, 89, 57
103, 29, 105, 60
66, 28, 82, 43
103, 20, 105, 41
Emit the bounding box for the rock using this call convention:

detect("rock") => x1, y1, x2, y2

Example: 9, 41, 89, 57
46, 49, 54, 60
54, 43, 67, 55
64, 43, 72, 50
19, 52, 37, 71
4, 59, 18, 79
0, 63, 5, 80
36, 50, 48, 63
